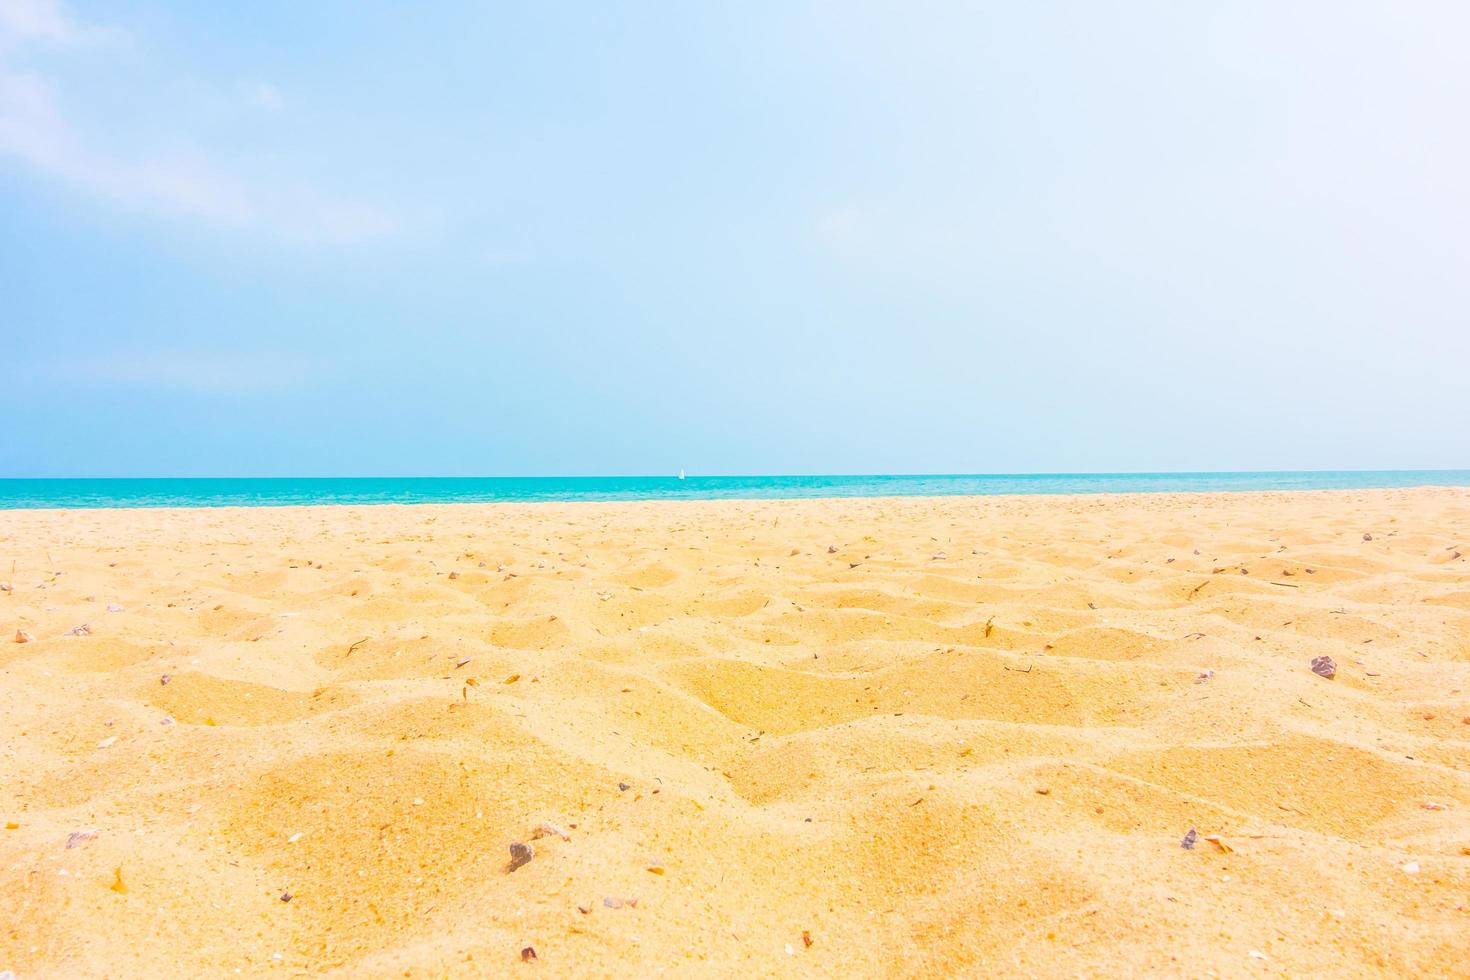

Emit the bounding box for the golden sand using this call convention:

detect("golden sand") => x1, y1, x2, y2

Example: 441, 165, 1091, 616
2, 489, 1469, 977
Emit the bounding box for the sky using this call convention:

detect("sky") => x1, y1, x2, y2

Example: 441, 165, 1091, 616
1, 0, 1467, 478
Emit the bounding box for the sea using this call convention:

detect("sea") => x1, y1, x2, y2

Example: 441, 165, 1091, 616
0, 471, 1467, 510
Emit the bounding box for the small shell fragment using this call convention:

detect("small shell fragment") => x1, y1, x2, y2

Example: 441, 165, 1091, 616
531, 822, 570, 842
97, 736, 117, 748
66, 624, 91, 636
1203, 835, 1233, 853
602, 895, 638, 909
14, 630, 34, 643
67, 829, 100, 849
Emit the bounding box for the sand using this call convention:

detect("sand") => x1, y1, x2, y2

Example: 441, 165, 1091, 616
2, 488, 1469, 977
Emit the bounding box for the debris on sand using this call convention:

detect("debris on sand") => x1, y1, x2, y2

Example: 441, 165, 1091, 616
827, 545, 837, 554
14, 630, 33, 643
67, 829, 99, 849
602, 895, 638, 909
66, 624, 91, 636
1203, 835, 1233, 853
1180, 828, 1198, 850
107, 604, 124, 613
1362, 533, 1373, 541
508, 841, 534, 871
531, 822, 570, 842
110, 866, 128, 894
521, 946, 537, 962
280, 891, 293, 902
1194, 670, 1215, 684
0, 581, 12, 591
160, 674, 172, 685
1310, 655, 1337, 679
96, 736, 117, 749
448, 571, 460, 580
803, 930, 814, 948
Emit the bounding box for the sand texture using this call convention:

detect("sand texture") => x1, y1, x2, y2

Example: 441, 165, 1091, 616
2, 488, 1469, 977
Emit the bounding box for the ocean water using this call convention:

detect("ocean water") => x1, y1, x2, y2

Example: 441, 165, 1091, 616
0, 471, 1467, 510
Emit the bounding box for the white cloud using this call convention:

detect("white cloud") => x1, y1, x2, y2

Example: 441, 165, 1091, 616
0, 0, 119, 46
239, 79, 281, 110
56, 351, 312, 393
0, 2, 396, 243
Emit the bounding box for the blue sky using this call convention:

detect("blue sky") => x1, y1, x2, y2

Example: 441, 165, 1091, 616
2, 1, 1466, 477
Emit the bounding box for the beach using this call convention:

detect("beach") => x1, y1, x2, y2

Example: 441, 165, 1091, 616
2, 487, 1468, 977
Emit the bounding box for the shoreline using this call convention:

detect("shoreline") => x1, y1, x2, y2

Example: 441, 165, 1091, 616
1, 481, 1468, 516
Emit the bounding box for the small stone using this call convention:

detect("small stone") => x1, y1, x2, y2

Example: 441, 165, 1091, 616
107, 604, 124, 613
1194, 669, 1214, 684
1180, 828, 1198, 850
521, 946, 537, 963
1310, 655, 1337, 679
448, 571, 460, 580
66, 624, 91, 637
1402, 861, 1420, 874
602, 895, 638, 909
618, 782, 630, 792
96, 736, 117, 749
1035, 787, 1051, 796
280, 891, 293, 902
508, 841, 534, 871
1362, 533, 1373, 541
287, 832, 303, 844
160, 674, 172, 685
0, 581, 12, 591
827, 545, 838, 553
14, 630, 33, 644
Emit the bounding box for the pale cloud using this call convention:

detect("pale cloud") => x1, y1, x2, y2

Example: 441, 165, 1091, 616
0, 2, 396, 243
0, 0, 119, 46
54, 351, 312, 394
239, 79, 282, 110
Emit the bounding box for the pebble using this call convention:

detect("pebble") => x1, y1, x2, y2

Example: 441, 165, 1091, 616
96, 736, 117, 749
508, 841, 534, 871
1402, 861, 1420, 874
1310, 655, 1337, 679
66, 624, 91, 637
14, 630, 33, 644
107, 604, 124, 613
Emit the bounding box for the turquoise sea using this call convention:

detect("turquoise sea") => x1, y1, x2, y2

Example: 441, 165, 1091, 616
0, 471, 1467, 510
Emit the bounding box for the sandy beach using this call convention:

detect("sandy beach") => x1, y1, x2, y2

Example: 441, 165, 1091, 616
2, 488, 1468, 977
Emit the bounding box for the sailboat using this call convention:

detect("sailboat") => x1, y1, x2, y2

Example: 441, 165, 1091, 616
678, 468, 685, 480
